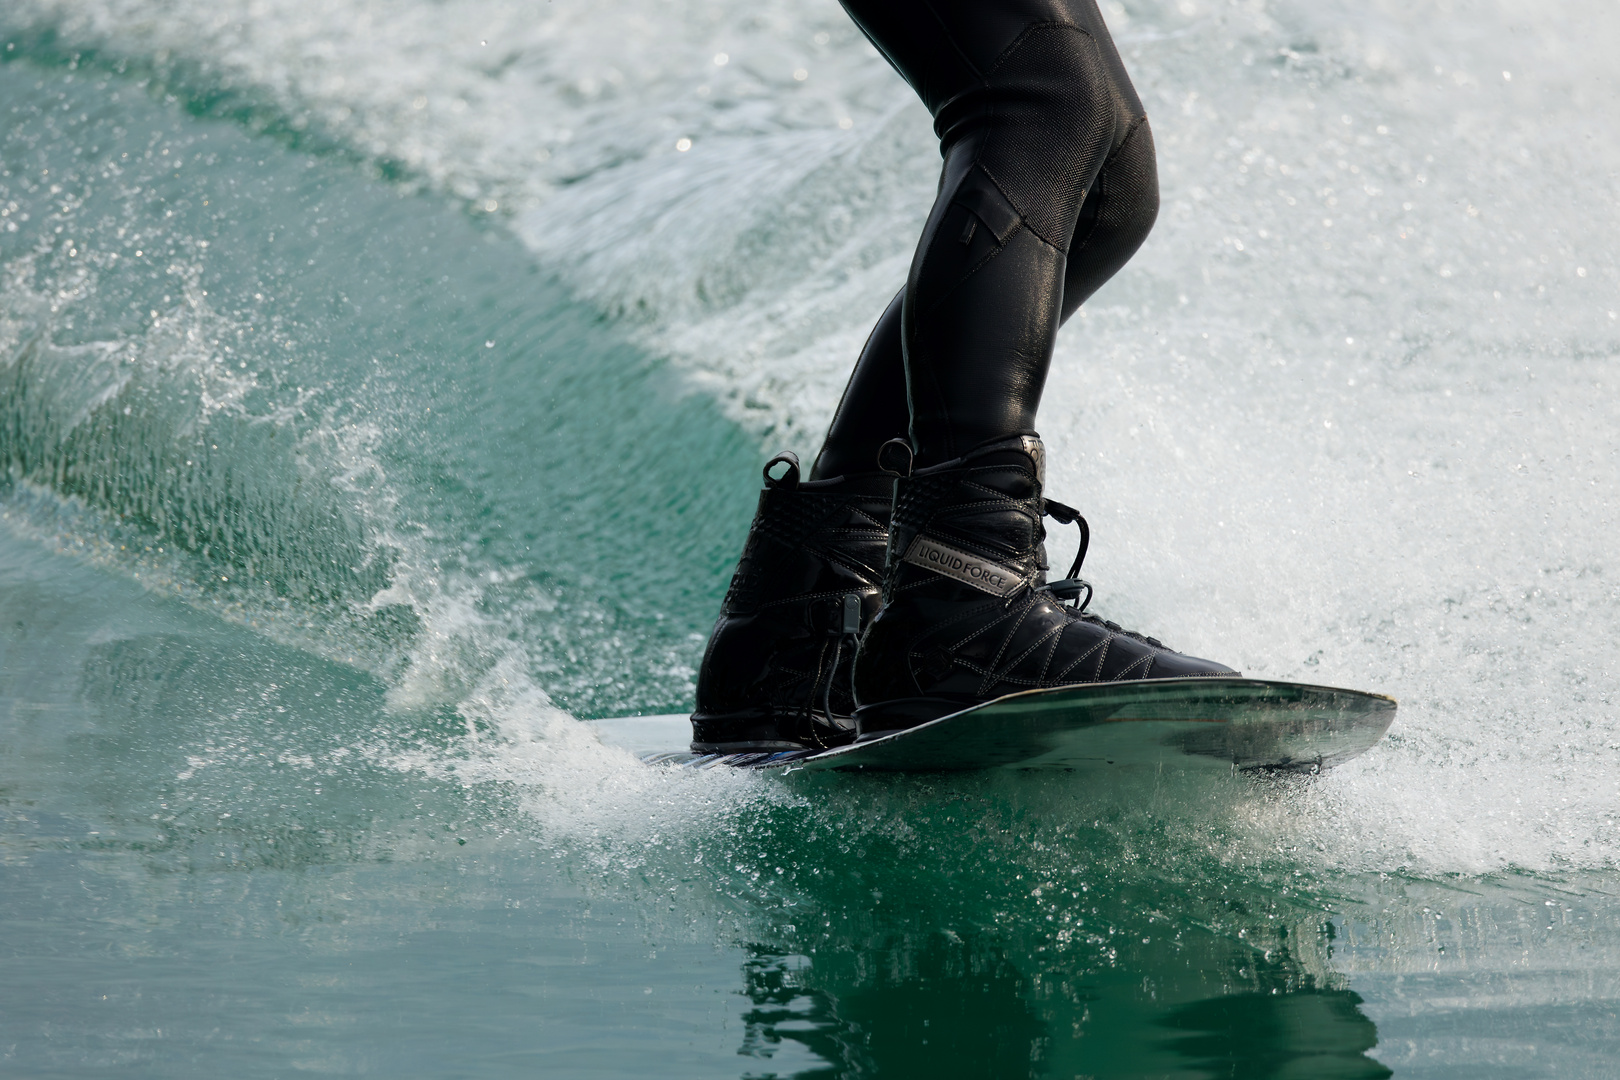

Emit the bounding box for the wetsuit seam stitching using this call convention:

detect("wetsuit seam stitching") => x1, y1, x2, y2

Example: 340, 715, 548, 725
985, 21, 1094, 77
977, 160, 1067, 250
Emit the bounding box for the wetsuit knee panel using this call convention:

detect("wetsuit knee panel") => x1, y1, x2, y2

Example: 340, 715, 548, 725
937, 23, 1120, 249
1076, 117, 1158, 251
1062, 118, 1159, 321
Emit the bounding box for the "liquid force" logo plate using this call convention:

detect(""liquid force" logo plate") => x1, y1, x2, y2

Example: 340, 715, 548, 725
902, 535, 1025, 597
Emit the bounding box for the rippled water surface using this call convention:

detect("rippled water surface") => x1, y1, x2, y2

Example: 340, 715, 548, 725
2, 0, 1618, 1075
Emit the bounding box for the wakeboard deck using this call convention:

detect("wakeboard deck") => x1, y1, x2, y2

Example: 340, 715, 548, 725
591, 677, 1395, 773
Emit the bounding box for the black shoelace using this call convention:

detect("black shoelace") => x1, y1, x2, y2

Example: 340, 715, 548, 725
1040, 497, 1165, 649
807, 592, 864, 749
1041, 497, 1093, 611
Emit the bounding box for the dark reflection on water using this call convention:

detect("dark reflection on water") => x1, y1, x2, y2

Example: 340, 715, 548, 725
693, 771, 1393, 1079
738, 939, 1046, 1078
1158, 990, 1388, 1079
733, 929, 1389, 1078
738, 940, 1044, 1078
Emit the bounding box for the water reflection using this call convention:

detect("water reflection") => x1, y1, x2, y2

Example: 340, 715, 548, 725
734, 930, 1388, 1078
738, 938, 1047, 1077
711, 771, 1391, 1078
1158, 990, 1386, 1079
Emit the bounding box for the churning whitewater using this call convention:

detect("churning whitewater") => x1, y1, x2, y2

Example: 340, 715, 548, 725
2, 0, 1617, 886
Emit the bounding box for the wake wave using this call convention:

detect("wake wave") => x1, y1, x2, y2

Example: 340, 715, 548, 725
0, 255, 391, 608
2, 0, 1619, 880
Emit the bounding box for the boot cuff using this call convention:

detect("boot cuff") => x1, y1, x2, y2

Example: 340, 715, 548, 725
922, 433, 1045, 485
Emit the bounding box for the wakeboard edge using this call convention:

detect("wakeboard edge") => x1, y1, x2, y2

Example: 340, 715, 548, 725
589, 677, 1397, 774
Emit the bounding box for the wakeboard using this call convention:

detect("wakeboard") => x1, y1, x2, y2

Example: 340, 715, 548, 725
591, 677, 1394, 773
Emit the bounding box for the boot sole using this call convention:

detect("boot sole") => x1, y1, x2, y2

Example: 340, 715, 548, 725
689, 738, 811, 753
688, 710, 856, 754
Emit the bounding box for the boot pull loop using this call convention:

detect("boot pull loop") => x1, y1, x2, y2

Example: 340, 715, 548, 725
763, 451, 801, 490
877, 438, 914, 477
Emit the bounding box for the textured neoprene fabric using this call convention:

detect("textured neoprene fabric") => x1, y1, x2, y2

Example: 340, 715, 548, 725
810, 0, 1159, 477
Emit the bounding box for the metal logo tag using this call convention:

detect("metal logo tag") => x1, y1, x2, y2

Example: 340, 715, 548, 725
902, 535, 1025, 597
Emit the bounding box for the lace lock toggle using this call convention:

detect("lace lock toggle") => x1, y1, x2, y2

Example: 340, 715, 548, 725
840, 593, 862, 635
1048, 577, 1094, 611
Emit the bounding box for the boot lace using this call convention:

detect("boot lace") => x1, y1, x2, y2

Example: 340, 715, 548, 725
805, 592, 863, 749
1040, 498, 1165, 650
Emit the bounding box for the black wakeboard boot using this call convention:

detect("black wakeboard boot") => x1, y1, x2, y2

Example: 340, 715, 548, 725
690, 452, 891, 752
852, 434, 1235, 739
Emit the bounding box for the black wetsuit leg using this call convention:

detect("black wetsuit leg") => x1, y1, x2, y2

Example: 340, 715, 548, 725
809, 0, 1158, 477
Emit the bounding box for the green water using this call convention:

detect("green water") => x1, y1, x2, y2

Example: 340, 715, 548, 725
4, 6, 1620, 1076
0, 532, 1400, 1078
